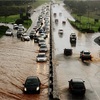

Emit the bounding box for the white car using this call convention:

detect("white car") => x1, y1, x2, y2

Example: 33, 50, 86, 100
58, 29, 63, 34
13, 24, 18, 29
36, 53, 47, 62
70, 33, 77, 43
39, 33, 47, 39
38, 39, 45, 46
5, 28, 13, 36
39, 45, 48, 52
18, 24, 24, 30
21, 33, 30, 41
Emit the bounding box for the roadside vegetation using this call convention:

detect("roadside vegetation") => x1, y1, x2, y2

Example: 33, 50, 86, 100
0, 0, 49, 37
64, 0, 100, 33
0, 26, 9, 38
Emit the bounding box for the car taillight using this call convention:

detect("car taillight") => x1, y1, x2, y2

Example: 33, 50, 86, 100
82, 55, 84, 57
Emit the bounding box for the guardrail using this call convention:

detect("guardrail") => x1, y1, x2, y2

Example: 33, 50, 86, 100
49, 3, 60, 100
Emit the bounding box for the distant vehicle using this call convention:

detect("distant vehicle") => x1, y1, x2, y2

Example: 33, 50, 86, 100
58, 29, 63, 34
62, 21, 66, 25
23, 76, 41, 94
54, 13, 56, 17
64, 48, 72, 56
39, 45, 48, 52
21, 33, 30, 41
36, 53, 47, 62
5, 28, 13, 36
68, 78, 86, 95
55, 19, 58, 24
18, 24, 24, 31
13, 24, 18, 30
17, 29, 24, 38
38, 39, 45, 46
80, 50, 92, 62
29, 30, 36, 39
70, 33, 77, 43
39, 33, 47, 39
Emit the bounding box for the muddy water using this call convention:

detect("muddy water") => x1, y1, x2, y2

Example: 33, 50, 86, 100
0, 36, 49, 100
52, 3, 100, 100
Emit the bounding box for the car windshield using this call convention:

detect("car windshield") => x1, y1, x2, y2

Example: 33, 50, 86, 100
84, 52, 90, 54
40, 46, 46, 48
39, 40, 45, 42
26, 79, 38, 86
38, 54, 45, 57
73, 82, 84, 89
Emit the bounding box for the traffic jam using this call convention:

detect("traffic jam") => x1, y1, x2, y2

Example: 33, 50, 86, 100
0, 1, 100, 100
0, 5, 50, 100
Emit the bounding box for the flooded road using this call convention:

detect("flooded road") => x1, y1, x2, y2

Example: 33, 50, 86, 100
0, 4, 49, 100
52, 3, 100, 100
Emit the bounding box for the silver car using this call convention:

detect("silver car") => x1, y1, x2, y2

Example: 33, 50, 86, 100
5, 28, 13, 36
36, 53, 47, 62
21, 33, 30, 41
38, 39, 45, 46
39, 45, 48, 52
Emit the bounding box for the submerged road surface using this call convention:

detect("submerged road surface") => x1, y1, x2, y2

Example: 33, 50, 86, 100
0, 4, 50, 100
52, 3, 100, 100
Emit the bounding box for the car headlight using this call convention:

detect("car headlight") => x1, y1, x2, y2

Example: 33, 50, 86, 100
24, 87, 27, 91
36, 87, 39, 91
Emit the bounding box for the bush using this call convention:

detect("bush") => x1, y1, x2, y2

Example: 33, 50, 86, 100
0, 25, 9, 37
15, 18, 24, 24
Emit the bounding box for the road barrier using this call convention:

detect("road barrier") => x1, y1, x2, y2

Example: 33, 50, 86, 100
48, 3, 60, 100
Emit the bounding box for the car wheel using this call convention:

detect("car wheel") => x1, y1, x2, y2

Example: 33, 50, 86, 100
37, 89, 40, 94
82, 58, 84, 62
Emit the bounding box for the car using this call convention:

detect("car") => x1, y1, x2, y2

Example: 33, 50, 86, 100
70, 33, 77, 42
18, 24, 24, 30
39, 45, 48, 52
38, 39, 45, 46
29, 30, 36, 39
58, 29, 63, 34
13, 24, 18, 30
80, 50, 92, 62
17, 28, 24, 38
21, 33, 30, 41
23, 76, 41, 94
36, 53, 47, 62
55, 19, 58, 24
54, 13, 56, 17
5, 28, 13, 36
68, 78, 86, 95
39, 33, 47, 39
62, 21, 66, 25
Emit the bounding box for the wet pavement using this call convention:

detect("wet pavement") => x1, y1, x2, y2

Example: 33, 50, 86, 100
0, 4, 50, 100
52, 3, 100, 100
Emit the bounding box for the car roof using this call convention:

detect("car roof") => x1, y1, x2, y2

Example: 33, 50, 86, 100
83, 50, 90, 53
38, 53, 46, 55
27, 76, 39, 80
71, 78, 84, 82
59, 29, 63, 31
71, 33, 76, 35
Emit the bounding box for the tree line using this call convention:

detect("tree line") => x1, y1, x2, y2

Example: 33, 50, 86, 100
64, 0, 100, 19
0, 0, 36, 16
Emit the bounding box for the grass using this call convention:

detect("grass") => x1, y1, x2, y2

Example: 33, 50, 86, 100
0, 14, 20, 23
31, 0, 50, 9
70, 14, 100, 32
0, 0, 49, 37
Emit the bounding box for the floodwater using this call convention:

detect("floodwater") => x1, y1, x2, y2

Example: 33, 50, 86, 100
0, 4, 50, 100
52, 3, 100, 100
0, 36, 49, 100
